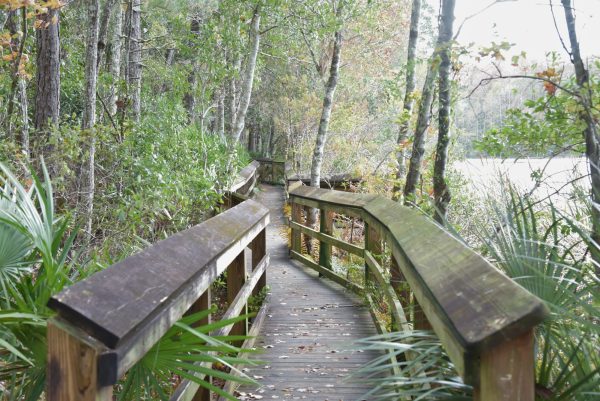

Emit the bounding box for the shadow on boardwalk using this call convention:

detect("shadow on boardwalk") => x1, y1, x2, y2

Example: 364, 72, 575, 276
237, 184, 378, 401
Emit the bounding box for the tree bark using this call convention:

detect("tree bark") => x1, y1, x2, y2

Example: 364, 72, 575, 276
18, 77, 29, 158
108, 2, 123, 117
392, 0, 421, 201
97, 0, 118, 69
403, 56, 437, 204
128, 0, 142, 122
432, 0, 456, 224
305, 29, 343, 241
82, 0, 100, 238
216, 88, 225, 138
34, 7, 60, 136
561, 0, 600, 266
4, 9, 26, 141
183, 18, 200, 123
232, 5, 261, 143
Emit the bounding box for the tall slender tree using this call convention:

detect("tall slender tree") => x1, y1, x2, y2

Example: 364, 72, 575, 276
34, 5, 60, 138
128, 0, 142, 122
108, 2, 123, 117
232, 4, 262, 143
560, 0, 600, 266
403, 55, 438, 204
82, 0, 100, 238
392, 0, 421, 201
432, 0, 456, 223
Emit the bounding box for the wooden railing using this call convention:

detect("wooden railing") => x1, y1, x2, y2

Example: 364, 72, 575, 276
288, 185, 548, 401
254, 158, 288, 185
46, 169, 270, 401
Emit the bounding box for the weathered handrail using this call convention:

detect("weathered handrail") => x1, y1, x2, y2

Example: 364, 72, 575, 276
254, 158, 288, 185
288, 185, 548, 401
47, 199, 270, 401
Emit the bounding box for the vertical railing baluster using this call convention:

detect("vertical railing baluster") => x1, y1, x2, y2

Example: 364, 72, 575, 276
186, 289, 212, 401
291, 202, 303, 254
252, 228, 267, 296
319, 208, 333, 271
364, 223, 382, 285
227, 249, 248, 345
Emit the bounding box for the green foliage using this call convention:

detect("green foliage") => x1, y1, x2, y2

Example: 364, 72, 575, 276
475, 74, 599, 157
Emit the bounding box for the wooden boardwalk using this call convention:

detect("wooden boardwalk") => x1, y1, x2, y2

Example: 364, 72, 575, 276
237, 185, 378, 401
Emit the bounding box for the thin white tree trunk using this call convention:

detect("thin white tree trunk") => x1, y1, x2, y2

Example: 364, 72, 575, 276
305, 28, 343, 242
128, 0, 142, 122
393, 0, 421, 201
310, 30, 342, 189
18, 78, 29, 158
216, 88, 225, 138
232, 5, 261, 143
108, 2, 122, 116
82, 0, 100, 239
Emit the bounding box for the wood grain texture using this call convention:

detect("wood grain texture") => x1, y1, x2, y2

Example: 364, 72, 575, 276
477, 330, 534, 401
319, 208, 333, 270
47, 319, 112, 401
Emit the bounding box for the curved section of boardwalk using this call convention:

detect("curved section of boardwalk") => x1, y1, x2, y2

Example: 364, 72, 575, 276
237, 185, 377, 401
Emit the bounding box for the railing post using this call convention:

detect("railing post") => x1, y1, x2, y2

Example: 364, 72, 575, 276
227, 249, 248, 344
319, 208, 333, 270
364, 223, 382, 285
291, 202, 303, 254
47, 319, 113, 401
475, 330, 535, 401
186, 289, 212, 401
252, 228, 267, 296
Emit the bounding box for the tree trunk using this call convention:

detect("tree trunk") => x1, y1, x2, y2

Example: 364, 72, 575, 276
128, 0, 142, 122
18, 77, 29, 158
97, 0, 118, 69
305, 29, 343, 243
108, 2, 123, 117
266, 119, 275, 158
232, 5, 261, 143
82, 0, 100, 239
216, 88, 225, 138
183, 18, 200, 122
403, 58, 437, 204
4, 9, 26, 141
34, 6, 60, 139
392, 0, 421, 201
561, 0, 600, 267
432, 0, 456, 224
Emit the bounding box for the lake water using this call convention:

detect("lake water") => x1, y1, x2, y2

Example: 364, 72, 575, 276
453, 157, 590, 200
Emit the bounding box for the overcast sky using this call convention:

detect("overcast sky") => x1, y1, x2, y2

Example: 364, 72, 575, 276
434, 0, 600, 61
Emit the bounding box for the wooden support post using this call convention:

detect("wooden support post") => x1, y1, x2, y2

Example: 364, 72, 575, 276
319, 208, 333, 271
186, 289, 212, 401
291, 202, 303, 254
252, 228, 267, 296
389, 255, 408, 331
475, 330, 535, 401
364, 223, 382, 285
413, 298, 432, 330
227, 249, 248, 343
47, 320, 112, 401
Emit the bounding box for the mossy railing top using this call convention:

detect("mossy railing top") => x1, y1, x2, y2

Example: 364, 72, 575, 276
288, 185, 548, 400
